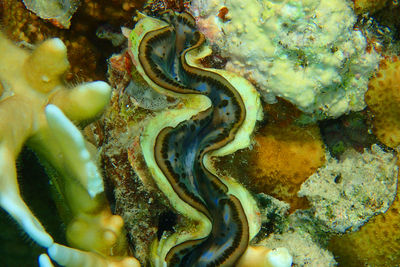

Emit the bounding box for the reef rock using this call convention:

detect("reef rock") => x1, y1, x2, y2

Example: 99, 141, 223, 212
298, 144, 398, 233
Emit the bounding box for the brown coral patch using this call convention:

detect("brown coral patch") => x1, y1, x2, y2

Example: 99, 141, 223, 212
329, 167, 400, 266
248, 122, 325, 212
365, 56, 400, 148
352, 0, 389, 14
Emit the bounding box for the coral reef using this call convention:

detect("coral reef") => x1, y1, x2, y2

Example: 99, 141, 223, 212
190, 0, 380, 118
372, 1, 400, 39
100, 51, 171, 264
2, 0, 400, 266
2, 0, 98, 82
261, 229, 336, 267
249, 145, 399, 267
0, 32, 137, 266
365, 56, 400, 149
298, 145, 398, 233
250, 122, 325, 212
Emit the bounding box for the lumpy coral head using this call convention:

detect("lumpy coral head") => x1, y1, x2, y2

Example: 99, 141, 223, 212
190, 0, 380, 118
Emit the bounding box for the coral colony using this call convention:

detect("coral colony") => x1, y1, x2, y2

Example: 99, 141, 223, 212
1, 0, 400, 266
190, 0, 380, 118
0, 32, 138, 266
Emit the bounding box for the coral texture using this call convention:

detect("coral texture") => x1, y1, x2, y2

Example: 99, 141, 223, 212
365, 56, 400, 149
190, 0, 380, 118
251, 122, 325, 212
262, 231, 336, 267
100, 51, 171, 264
2, 0, 399, 265
299, 145, 398, 233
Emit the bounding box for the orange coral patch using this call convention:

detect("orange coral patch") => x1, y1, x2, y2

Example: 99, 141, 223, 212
365, 56, 400, 148
249, 122, 326, 212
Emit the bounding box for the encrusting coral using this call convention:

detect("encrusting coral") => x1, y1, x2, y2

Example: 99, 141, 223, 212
0, 32, 139, 266
365, 56, 400, 149
250, 121, 325, 212
190, 0, 380, 118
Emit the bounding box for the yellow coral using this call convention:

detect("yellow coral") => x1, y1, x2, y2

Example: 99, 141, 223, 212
0, 32, 137, 266
365, 56, 400, 149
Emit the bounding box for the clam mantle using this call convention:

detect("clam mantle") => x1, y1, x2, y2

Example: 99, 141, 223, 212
128, 11, 291, 266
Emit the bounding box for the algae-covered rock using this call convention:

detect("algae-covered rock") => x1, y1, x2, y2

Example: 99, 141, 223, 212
298, 144, 398, 233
